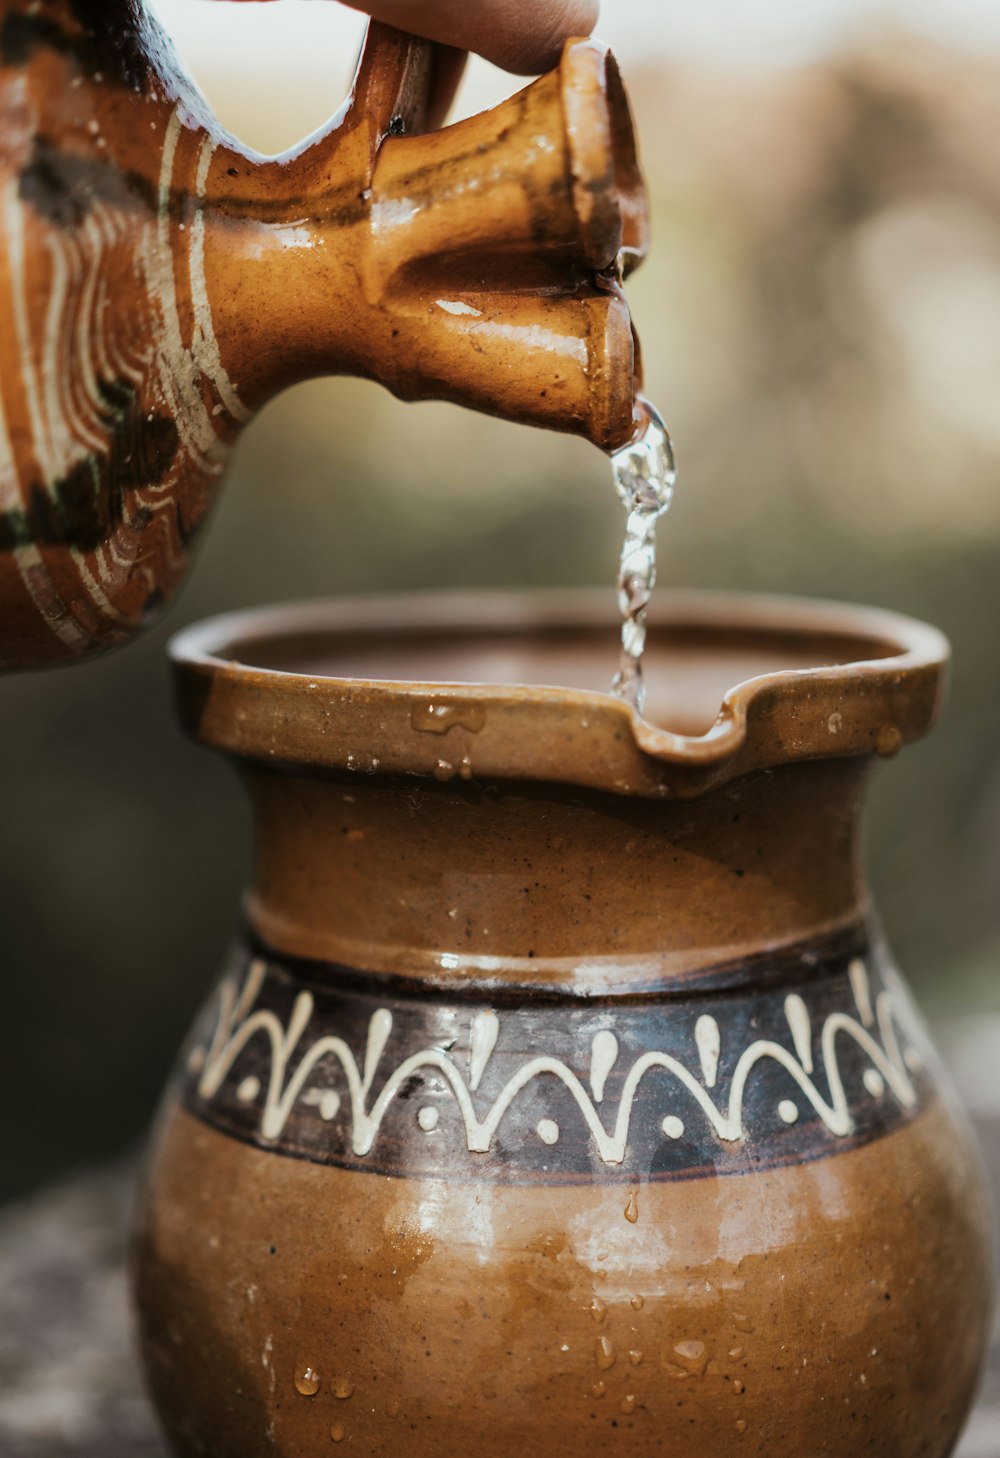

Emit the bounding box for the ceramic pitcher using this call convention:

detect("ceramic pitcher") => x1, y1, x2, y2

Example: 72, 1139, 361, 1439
135, 589, 993, 1458
0, 2, 644, 666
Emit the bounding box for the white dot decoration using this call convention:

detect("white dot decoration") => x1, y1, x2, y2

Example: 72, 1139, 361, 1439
236, 1075, 261, 1103
536, 1118, 560, 1146
863, 1069, 885, 1098
778, 1099, 799, 1125
661, 1115, 685, 1140
417, 1106, 440, 1132
302, 1087, 341, 1120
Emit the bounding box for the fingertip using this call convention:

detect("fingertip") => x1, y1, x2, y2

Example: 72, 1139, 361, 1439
481, 0, 603, 75
358, 0, 602, 80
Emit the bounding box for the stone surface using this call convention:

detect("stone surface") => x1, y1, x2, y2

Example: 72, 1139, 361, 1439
0, 1161, 166, 1458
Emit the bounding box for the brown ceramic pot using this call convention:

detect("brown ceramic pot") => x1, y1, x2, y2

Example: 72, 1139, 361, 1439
135, 590, 993, 1458
0, 1, 644, 667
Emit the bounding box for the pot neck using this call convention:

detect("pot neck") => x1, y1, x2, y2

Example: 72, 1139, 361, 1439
240, 757, 872, 994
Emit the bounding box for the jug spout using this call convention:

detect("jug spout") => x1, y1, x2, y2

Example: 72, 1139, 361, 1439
363, 39, 645, 446
204, 35, 647, 449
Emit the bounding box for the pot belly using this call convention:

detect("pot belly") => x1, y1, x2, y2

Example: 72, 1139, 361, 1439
137, 1101, 989, 1458
134, 939, 993, 1457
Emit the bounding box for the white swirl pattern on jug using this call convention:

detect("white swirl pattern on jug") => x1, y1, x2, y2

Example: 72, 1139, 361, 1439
190, 957, 924, 1166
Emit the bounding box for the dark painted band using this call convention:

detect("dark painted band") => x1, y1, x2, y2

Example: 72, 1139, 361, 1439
180, 928, 931, 1185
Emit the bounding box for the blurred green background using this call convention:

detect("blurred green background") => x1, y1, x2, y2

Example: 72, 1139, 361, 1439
2, 3, 1000, 1203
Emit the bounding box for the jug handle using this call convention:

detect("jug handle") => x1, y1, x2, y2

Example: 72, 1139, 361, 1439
344, 20, 442, 160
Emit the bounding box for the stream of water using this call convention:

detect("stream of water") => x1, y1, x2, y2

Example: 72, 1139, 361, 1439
608, 399, 677, 714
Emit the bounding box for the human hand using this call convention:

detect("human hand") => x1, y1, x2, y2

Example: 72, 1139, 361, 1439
220, 0, 600, 76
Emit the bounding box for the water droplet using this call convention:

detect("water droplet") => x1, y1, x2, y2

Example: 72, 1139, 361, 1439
410, 702, 487, 736
237, 1075, 260, 1103
591, 1380, 607, 1399
536, 1118, 559, 1146
330, 1423, 345, 1443
628, 1349, 644, 1366
671, 1340, 709, 1378
733, 1379, 745, 1395
620, 1394, 636, 1415
736, 1418, 747, 1435
661, 1114, 684, 1139
630, 1294, 644, 1311
729, 1346, 745, 1361
295, 1366, 321, 1396
863, 1068, 885, 1098
459, 755, 474, 780
733, 1313, 755, 1334
332, 1376, 355, 1400
778, 1099, 799, 1125
433, 758, 455, 781
624, 1188, 639, 1224
588, 1297, 607, 1324
876, 724, 902, 758
595, 1335, 616, 1371
417, 1106, 439, 1132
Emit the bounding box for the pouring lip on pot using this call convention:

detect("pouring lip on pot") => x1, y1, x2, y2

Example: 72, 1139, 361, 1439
169, 589, 949, 799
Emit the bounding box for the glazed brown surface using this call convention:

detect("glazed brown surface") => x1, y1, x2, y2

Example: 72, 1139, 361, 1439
134, 592, 991, 1458
243, 759, 866, 982
137, 1099, 991, 1458
0, 4, 644, 666
172, 589, 947, 796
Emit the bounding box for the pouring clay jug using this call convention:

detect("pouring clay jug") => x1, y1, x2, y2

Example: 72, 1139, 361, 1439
135, 589, 993, 1458
0, 2, 645, 667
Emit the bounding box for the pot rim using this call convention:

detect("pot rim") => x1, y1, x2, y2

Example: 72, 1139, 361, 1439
169, 588, 949, 798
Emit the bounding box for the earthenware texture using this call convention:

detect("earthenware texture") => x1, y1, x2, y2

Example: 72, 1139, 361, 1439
135, 591, 993, 1458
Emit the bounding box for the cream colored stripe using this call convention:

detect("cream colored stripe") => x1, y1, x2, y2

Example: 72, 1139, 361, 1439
70, 541, 133, 622
190, 135, 250, 423
50, 233, 105, 455
3, 183, 92, 649
0, 361, 17, 507
5, 179, 54, 485
77, 212, 114, 412
142, 108, 228, 477
12, 544, 91, 651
